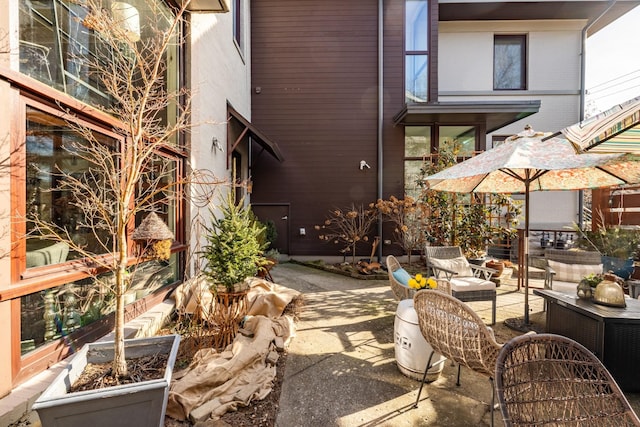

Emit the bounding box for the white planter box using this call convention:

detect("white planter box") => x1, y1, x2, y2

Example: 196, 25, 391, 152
33, 334, 180, 427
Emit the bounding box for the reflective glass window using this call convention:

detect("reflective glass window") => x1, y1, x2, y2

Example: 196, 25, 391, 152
494, 35, 527, 90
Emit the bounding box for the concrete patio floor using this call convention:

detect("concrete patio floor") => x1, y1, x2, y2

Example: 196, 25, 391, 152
2, 260, 638, 426
271, 262, 640, 427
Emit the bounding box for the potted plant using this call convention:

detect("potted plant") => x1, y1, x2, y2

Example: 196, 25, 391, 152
573, 221, 640, 279
577, 273, 603, 299
201, 191, 268, 348
31, 1, 201, 425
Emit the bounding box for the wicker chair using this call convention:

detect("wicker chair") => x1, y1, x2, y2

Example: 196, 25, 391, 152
413, 290, 506, 427
495, 333, 640, 427
387, 255, 416, 301
387, 255, 452, 300
424, 246, 497, 325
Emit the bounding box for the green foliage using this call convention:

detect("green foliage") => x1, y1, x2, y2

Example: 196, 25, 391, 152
573, 224, 640, 259
417, 141, 521, 259
263, 220, 278, 250
201, 192, 268, 291
580, 273, 604, 288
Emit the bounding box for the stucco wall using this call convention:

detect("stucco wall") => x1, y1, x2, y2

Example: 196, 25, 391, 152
438, 19, 586, 229
188, 5, 252, 272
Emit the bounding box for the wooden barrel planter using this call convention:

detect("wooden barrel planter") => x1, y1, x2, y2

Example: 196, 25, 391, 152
212, 287, 249, 349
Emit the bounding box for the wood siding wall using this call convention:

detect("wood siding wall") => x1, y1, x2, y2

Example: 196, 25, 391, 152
593, 186, 640, 229
251, 0, 398, 256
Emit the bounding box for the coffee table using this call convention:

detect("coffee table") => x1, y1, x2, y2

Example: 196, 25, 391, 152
533, 288, 640, 392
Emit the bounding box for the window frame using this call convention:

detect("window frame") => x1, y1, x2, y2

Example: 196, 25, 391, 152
233, 0, 242, 52
403, 125, 482, 198
2, 81, 187, 387
493, 34, 527, 91
404, 0, 429, 103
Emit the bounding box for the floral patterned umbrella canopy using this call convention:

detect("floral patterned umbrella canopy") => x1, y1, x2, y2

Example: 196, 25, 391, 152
425, 127, 640, 327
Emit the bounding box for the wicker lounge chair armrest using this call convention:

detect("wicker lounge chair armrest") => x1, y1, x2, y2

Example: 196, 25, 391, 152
426, 262, 457, 279
470, 265, 497, 280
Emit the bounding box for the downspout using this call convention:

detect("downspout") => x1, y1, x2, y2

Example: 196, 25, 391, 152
377, 0, 384, 262
578, 0, 616, 228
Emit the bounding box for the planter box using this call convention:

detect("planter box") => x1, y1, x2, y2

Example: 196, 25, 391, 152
33, 334, 180, 427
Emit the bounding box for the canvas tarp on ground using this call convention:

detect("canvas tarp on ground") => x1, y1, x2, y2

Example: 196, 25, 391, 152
166, 277, 299, 424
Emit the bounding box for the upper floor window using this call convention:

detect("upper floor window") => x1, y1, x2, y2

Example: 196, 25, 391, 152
494, 34, 527, 90
405, 0, 428, 102
233, 0, 242, 51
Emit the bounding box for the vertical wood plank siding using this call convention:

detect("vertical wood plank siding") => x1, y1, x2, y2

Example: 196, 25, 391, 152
251, 0, 406, 256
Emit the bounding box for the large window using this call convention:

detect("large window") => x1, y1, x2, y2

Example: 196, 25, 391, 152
20, 106, 182, 356
20, 256, 179, 355
18, 0, 180, 140
10, 0, 187, 383
494, 34, 527, 90
404, 125, 478, 198
405, 0, 429, 102
404, 126, 431, 198
438, 125, 477, 157
25, 107, 116, 265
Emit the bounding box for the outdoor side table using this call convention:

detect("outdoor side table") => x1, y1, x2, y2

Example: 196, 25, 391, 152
533, 288, 640, 392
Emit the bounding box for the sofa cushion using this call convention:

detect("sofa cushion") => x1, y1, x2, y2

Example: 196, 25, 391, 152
450, 276, 496, 292
392, 268, 412, 286
429, 257, 474, 277
548, 260, 603, 283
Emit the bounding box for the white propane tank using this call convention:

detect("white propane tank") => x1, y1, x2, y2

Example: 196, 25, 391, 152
394, 298, 446, 381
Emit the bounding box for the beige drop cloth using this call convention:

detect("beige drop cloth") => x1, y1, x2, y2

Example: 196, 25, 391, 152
172, 276, 300, 321
166, 277, 300, 424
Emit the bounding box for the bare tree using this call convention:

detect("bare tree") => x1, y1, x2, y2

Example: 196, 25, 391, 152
26, 0, 223, 378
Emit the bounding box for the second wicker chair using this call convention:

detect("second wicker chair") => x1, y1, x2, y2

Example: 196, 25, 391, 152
495, 333, 640, 427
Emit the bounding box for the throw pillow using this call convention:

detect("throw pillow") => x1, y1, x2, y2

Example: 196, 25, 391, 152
548, 260, 603, 282
392, 268, 412, 286
429, 257, 474, 277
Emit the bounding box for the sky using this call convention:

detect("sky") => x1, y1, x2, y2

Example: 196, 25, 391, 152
585, 6, 640, 115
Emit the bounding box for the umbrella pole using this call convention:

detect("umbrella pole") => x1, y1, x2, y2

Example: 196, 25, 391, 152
524, 182, 530, 325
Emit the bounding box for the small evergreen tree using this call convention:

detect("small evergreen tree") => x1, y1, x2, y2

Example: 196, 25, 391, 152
201, 192, 268, 291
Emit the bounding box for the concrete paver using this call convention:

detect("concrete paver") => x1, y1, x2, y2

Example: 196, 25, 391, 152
271, 262, 640, 427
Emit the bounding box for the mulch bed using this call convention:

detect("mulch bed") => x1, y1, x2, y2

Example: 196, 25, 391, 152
71, 353, 169, 392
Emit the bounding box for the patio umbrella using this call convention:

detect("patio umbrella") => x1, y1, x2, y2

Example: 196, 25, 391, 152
424, 127, 640, 327
557, 96, 640, 153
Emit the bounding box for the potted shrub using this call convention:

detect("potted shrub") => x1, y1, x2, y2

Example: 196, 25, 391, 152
573, 221, 640, 279
30, 1, 201, 425
201, 191, 268, 348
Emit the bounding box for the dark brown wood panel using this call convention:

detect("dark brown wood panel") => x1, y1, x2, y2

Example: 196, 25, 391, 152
251, 0, 382, 256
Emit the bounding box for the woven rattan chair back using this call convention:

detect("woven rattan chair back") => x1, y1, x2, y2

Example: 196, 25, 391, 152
413, 290, 503, 426
387, 255, 451, 300
414, 290, 502, 377
424, 245, 465, 262
495, 333, 640, 427
386, 255, 415, 301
